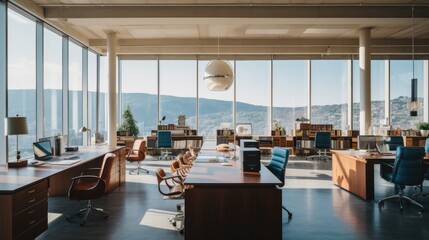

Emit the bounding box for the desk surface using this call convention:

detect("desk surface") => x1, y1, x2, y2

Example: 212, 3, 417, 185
0, 145, 123, 194
184, 160, 281, 186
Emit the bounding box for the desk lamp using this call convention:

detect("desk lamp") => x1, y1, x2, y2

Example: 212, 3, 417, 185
5, 114, 29, 168
80, 126, 92, 145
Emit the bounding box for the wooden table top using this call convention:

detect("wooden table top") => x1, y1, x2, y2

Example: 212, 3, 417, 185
331, 149, 429, 163
184, 159, 281, 186
0, 145, 123, 194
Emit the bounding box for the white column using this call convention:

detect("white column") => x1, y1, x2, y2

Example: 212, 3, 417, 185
107, 32, 117, 146
359, 28, 372, 134
384, 60, 390, 125
347, 59, 352, 132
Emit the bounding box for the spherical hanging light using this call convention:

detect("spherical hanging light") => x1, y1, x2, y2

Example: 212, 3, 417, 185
203, 60, 234, 91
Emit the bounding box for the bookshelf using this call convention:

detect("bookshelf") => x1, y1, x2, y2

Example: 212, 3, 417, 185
147, 126, 203, 155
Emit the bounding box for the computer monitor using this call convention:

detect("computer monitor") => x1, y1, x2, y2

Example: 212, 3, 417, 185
33, 140, 53, 160
358, 135, 385, 151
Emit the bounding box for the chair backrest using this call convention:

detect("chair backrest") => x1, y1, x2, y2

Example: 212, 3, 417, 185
314, 132, 331, 149
385, 136, 404, 151
391, 146, 425, 186
266, 147, 289, 187
132, 139, 146, 158
99, 153, 117, 192
157, 131, 172, 148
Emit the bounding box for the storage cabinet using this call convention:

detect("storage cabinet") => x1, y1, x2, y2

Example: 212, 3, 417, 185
0, 180, 48, 240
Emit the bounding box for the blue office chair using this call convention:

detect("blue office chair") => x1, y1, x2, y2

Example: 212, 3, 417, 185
414, 139, 429, 198
384, 136, 404, 151
378, 146, 425, 211
158, 130, 173, 160
266, 147, 293, 219
307, 131, 331, 161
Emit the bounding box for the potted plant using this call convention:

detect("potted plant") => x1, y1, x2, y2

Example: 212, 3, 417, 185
416, 122, 429, 137
274, 120, 283, 136
119, 106, 140, 137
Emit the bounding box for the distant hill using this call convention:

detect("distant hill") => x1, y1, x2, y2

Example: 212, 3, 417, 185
9, 90, 422, 139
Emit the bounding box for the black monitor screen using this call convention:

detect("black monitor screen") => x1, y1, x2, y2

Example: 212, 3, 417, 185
33, 140, 52, 160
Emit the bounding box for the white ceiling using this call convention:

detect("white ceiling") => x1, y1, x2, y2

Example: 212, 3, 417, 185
14, 0, 429, 56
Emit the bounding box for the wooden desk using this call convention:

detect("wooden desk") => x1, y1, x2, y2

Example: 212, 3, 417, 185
184, 160, 282, 240
332, 150, 428, 201
0, 146, 125, 240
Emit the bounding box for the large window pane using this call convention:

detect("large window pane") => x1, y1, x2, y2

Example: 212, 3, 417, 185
159, 60, 197, 129
121, 60, 158, 136
7, 9, 36, 160
390, 60, 424, 129
69, 41, 83, 146
311, 60, 348, 133
88, 52, 97, 138
273, 60, 308, 135
236, 60, 270, 136
44, 28, 62, 137
198, 60, 234, 139
99, 56, 108, 141
352, 60, 360, 130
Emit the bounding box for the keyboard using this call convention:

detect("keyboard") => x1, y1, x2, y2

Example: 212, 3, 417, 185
61, 154, 80, 160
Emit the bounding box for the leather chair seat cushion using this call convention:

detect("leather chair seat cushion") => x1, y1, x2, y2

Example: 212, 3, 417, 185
128, 154, 145, 162
69, 181, 105, 200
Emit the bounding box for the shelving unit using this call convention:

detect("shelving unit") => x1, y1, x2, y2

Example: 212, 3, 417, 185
147, 126, 203, 155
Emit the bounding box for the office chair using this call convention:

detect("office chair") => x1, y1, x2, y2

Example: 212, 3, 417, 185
126, 139, 149, 175
68, 153, 116, 226
414, 139, 429, 198
378, 146, 425, 211
384, 136, 404, 151
265, 147, 293, 219
306, 132, 331, 161
155, 168, 185, 232
158, 130, 174, 160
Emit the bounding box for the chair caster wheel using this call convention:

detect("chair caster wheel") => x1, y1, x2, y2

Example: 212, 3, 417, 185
172, 222, 177, 227
80, 221, 85, 226
179, 229, 184, 234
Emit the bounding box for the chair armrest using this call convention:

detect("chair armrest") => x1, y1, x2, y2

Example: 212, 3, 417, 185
126, 148, 146, 158
380, 162, 394, 169
71, 175, 102, 182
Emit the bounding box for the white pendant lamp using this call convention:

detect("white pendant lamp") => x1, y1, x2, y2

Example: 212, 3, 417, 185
203, 35, 234, 91
204, 60, 234, 91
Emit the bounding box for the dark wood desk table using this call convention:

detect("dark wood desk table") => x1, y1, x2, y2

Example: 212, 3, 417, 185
0, 146, 125, 240
332, 150, 428, 201
184, 159, 282, 240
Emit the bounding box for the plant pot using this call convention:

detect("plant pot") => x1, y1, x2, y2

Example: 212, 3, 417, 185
275, 131, 280, 136
420, 130, 429, 137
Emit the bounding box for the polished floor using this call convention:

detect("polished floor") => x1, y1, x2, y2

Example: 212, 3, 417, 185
37, 155, 429, 240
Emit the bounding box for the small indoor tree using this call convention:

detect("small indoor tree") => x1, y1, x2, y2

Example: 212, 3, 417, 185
119, 106, 140, 136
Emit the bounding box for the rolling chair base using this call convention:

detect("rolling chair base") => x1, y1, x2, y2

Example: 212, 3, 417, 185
378, 194, 424, 211
282, 205, 293, 219
306, 149, 331, 162
169, 203, 184, 233
67, 200, 109, 226
129, 166, 150, 175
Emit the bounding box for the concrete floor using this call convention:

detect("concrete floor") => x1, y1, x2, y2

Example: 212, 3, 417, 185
37, 155, 429, 240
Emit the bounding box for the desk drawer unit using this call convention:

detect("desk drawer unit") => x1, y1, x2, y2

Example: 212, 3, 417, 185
0, 180, 48, 240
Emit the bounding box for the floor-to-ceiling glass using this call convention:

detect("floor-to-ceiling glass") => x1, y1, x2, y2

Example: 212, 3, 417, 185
121, 60, 158, 136
273, 60, 309, 135
68, 41, 83, 146
159, 60, 197, 129
44, 27, 62, 137
88, 51, 97, 140
352, 60, 360, 130
390, 60, 424, 129
236, 60, 270, 136
198, 60, 234, 139
7, 9, 36, 160
99, 56, 107, 142
311, 60, 348, 133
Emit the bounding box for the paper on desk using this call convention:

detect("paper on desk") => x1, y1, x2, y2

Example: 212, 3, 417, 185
47, 160, 80, 165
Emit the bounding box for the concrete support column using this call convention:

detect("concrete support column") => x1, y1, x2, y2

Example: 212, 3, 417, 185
107, 32, 117, 146
359, 28, 372, 134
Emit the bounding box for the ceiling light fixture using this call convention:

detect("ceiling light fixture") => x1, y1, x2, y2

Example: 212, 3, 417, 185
408, 5, 420, 117
203, 34, 234, 91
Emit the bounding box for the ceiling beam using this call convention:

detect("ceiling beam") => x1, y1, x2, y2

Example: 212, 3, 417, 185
44, 5, 429, 19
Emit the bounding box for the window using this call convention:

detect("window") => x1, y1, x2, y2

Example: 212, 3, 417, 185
44, 27, 62, 137
198, 60, 234, 139
311, 60, 348, 133
88, 52, 97, 135
352, 60, 360, 130
159, 60, 197, 129
99, 56, 108, 141
236, 60, 270, 136
7, 9, 36, 160
121, 60, 158, 136
390, 60, 424, 129
68, 41, 83, 146
273, 60, 309, 134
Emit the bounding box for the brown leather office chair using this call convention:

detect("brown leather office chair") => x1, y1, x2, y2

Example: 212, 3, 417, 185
68, 153, 116, 226
127, 139, 149, 175
155, 168, 185, 232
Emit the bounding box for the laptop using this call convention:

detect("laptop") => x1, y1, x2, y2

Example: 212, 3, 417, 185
376, 143, 395, 155
33, 140, 53, 160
